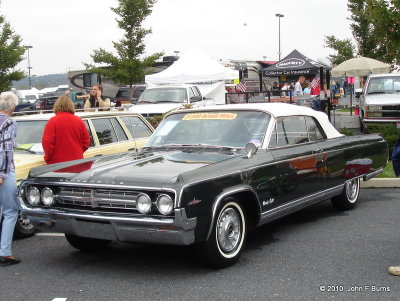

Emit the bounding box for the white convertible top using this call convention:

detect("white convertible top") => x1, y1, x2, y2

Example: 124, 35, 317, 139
172, 103, 344, 139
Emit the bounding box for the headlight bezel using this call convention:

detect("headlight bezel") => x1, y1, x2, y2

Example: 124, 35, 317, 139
136, 193, 153, 214
156, 194, 174, 215
26, 186, 41, 206
41, 187, 55, 206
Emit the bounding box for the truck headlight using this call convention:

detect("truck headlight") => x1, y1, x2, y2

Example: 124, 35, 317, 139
41, 187, 55, 206
366, 105, 382, 117
136, 193, 152, 214
156, 194, 174, 215
27, 187, 40, 206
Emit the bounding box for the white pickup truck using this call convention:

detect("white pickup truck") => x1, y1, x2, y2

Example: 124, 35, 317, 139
359, 73, 400, 132
128, 84, 215, 117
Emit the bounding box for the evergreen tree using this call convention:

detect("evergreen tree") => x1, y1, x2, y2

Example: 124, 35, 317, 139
0, 15, 25, 92
85, 0, 163, 98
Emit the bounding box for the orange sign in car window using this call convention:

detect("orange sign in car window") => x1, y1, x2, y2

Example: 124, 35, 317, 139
183, 113, 237, 120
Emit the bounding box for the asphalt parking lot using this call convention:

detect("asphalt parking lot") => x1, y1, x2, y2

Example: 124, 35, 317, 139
1, 188, 399, 301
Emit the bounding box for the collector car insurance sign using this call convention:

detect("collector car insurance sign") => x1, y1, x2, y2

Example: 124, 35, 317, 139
183, 113, 237, 120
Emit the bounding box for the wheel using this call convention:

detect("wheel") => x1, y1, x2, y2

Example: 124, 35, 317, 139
13, 212, 35, 238
331, 178, 360, 211
198, 198, 247, 268
65, 234, 111, 251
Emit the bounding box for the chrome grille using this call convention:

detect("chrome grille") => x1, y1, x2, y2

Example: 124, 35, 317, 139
56, 187, 139, 211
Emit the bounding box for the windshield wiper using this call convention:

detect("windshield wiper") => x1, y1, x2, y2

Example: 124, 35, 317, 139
156, 100, 179, 103
367, 91, 386, 95
144, 144, 239, 154
14, 146, 37, 154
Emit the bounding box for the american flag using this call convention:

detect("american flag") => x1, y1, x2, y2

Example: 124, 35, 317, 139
310, 76, 320, 89
237, 78, 247, 92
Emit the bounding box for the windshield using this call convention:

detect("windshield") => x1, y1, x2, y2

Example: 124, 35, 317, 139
25, 95, 37, 101
146, 111, 271, 148
367, 76, 400, 94
138, 88, 187, 104
15, 120, 47, 153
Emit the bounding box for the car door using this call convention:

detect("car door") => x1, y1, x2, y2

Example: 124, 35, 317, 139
188, 87, 204, 108
195, 86, 215, 107
266, 116, 326, 208
84, 117, 132, 157
119, 115, 153, 149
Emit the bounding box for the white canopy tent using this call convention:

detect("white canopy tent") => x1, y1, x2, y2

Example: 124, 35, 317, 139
145, 50, 239, 84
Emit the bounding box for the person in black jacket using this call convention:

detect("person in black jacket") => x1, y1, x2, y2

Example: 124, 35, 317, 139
84, 84, 110, 111
388, 137, 400, 276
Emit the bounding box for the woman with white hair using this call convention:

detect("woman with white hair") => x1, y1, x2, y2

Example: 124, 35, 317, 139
0, 91, 20, 266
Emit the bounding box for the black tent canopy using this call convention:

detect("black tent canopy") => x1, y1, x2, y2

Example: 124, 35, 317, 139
261, 49, 333, 121
262, 49, 330, 77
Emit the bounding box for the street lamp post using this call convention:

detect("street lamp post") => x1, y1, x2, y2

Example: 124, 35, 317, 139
275, 14, 284, 61
24, 45, 33, 89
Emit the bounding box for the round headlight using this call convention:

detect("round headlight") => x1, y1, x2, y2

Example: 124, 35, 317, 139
156, 194, 174, 215
27, 187, 40, 206
41, 187, 54, 206
136, 193, 152, 214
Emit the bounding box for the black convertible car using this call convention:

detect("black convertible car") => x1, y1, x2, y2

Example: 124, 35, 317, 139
18, 103, 388, 267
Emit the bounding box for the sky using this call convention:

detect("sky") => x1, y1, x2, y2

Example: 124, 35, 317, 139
1, 0, 353, 76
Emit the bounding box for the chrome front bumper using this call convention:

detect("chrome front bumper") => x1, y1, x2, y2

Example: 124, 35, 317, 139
21, 202, 197, 245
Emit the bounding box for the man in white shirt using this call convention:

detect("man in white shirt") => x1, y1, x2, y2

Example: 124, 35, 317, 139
294, 76, 305, 96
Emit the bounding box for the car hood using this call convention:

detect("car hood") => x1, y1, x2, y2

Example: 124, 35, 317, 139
129, 103, 185, 115
364, 93, 400, 105
28, 150, 241, 187
14, 152, 45, 182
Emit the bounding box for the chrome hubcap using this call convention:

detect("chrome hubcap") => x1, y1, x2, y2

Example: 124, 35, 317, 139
346, 178, 359, 202
18, 213, 33, 229
217, 207, 241, 253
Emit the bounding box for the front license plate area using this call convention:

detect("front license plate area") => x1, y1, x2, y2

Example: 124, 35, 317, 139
73, 219, 115, 240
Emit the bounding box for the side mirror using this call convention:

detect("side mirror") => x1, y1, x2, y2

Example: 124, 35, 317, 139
245, 142, 258, 158
190, 96, 202, 102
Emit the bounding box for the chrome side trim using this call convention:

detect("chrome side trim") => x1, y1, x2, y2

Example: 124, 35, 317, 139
258, 184, 344, 226
363, 168, 384, 181
206, 186, 260, 240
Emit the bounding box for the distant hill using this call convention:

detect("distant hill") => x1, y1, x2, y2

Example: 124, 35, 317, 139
13, 73, 68, 90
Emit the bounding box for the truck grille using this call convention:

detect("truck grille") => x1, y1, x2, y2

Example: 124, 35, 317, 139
382, 105, 400, 118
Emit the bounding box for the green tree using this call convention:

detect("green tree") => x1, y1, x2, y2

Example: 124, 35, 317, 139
324, 35, 355, 66
85, 0, 163, 98
325, 0, 400, 67
364, 0, 400, 66
347, 0, 377, 59
0, 15, 25, 92
347, 0, 400, 66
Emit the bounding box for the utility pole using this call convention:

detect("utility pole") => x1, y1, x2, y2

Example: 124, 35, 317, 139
24, 45, 33, 89
275, 14, 284, 61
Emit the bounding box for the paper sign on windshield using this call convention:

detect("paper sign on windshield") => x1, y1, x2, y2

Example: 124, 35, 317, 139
183, 113, 237, 120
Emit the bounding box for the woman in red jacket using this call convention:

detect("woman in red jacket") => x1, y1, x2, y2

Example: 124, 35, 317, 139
42, 95, 90, 164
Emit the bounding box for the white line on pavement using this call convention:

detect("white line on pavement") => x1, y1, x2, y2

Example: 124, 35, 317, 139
52, 298, 67, 301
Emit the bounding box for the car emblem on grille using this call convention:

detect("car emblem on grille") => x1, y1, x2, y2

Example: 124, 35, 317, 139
81, 195, 101, 208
